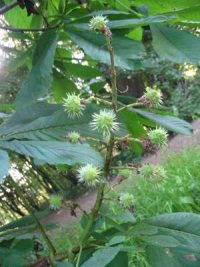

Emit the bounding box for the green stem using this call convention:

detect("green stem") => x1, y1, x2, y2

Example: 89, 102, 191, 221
117, 102, 142, 112
105, 35, 117, 112
93, 96, 112, 106
76, 245, 83, 267
9, 177, 57, 258
79, 183, 105, 244
75, 29, 118, 257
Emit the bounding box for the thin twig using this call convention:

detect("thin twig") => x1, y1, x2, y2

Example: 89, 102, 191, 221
0, 0, 18, 15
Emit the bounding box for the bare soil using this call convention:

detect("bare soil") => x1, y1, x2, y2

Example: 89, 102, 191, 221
43, 120, 200, 227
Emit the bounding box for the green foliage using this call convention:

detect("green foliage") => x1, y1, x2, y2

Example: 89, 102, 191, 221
132, 108, 193, 135
170, 84, 200, 120
0, 209, 51, 233
15, 30, 59, 108
0, 140, 103, 167
151, 24, 200, 64
0, 238, 34, 267
1, 0, 200, 266
66, 30, 145, 70
4, 0, 37, 28
81, 246, 122, 267
146, 213, 200, 267
117, 148, 200, 219
135, 0, 200, 14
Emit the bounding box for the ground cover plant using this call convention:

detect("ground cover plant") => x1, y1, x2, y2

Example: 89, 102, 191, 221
110, 147, 200, 218
0, 1, 200, 267
106, 146, 200, 266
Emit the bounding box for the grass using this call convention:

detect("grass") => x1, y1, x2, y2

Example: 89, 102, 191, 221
112, 146, 200, 219
47, 146, 200, 266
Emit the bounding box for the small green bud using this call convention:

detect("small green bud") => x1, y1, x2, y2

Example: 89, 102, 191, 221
139, 164, 167, 183
68, 131, 81, 144
78, 164, 101, 187
63, 93, 85, 118
89, 15, 108, 32
90, 109, 119, 136
147, 127, 168, 148
49, 195, 62, 210
144, 87, 162, 106
119, 192, 135, 208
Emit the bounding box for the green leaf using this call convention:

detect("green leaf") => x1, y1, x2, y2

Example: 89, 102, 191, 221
81, 246, 121, 267
131, 108, 193, 135
0, 150, 10, 181
147, 213, 200, 235
147, 246, 200, 267
0, 210, 51, 233
76, 10, 129, 18
0, 238, 34, 267
11, 238, 34, 254
135, 0, 200, 15
112, 212, 136, 224
66, 30, 145, 69
176, 7, 200, 25
108, 252, 128, 267
107, 235, 126, 246
52, 78, 77, 102
130, 223, 158, 236
15, 30, 58, 108
151, 24, 200, 64
0, 140, 103, 168
145, 212, 200, 267
70, 15, 175, 29
0, 249, 25, 267
143, 235, 180, 247
119, 108, 145, 138
0, 103, 127, 140
4, 0, 33, 28
65, 63, 102, 79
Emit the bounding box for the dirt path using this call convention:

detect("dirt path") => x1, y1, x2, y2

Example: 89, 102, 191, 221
44, 120, 200, 227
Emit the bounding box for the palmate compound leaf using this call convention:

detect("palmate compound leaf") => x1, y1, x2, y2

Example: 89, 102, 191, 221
0, 140, 103, 168
15, 30, 58, 109
144, 213, 200, 267
0, 150, 10, 181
